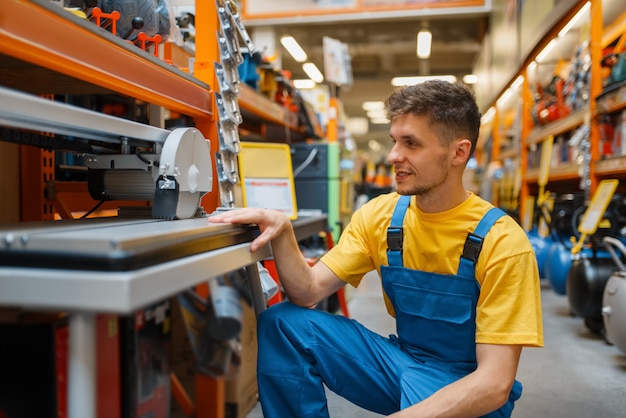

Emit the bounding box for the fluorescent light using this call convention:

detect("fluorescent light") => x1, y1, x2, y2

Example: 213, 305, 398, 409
558, 2, 590, 38
416, 29, 432, 59
302, 62, 324, 83
368, 139, 383, 151
481, 107, 495, 124
391, 75, 457, 86
293, 79, 316, 89
511, 75, 524, 90
536, 38, 557, 63
527, 61, 537, 72
370, 118, 390, 125
280, 35, 307, 63
366, 109, 387, 119
496, 88, 514, 107
463, 74, 478, 84
362, 101, 385, 111
346, 117, 369, 135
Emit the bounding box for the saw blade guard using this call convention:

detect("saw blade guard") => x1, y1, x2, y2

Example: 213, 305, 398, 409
156, 127, 213, 219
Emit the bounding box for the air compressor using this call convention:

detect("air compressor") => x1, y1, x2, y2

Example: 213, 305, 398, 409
566, 246, 615, 334
602, 236, 626, 352
565, 180, 621, 335
543, 193, 585, 294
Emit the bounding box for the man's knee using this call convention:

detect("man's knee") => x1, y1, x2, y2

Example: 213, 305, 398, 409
258, 302, 310, 337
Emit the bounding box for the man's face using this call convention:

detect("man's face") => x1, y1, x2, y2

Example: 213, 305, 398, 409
387, 113, 452, 196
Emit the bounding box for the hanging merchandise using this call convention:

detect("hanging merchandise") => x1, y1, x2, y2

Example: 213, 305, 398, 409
602, 236, 626, 352
562, 42, 591, 112
213, 0, 256, 208
600, 27, 626, 92
532, 75, 570, 126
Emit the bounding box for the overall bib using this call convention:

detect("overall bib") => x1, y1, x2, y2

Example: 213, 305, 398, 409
256, 195, 522, 417
380, 195, 522, 415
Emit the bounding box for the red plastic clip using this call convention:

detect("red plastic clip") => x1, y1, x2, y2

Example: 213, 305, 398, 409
89, 7, 120, 36
134, 32, 163, 57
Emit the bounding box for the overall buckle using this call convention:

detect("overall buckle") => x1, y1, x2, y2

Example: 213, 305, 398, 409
387, 227, 403, 252
462, 232, 483, 262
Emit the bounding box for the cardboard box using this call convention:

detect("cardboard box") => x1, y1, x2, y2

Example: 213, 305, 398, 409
225, 302, 258, 418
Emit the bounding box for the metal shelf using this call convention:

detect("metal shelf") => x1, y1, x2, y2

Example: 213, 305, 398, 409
525, 109, 588, 146
0, 0, 213, 119
0, 214, 327, 418
525, 162, 581, 183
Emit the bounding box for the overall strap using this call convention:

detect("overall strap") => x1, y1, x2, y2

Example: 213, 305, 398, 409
457, 207, 507, 279
387, 195, 411, 267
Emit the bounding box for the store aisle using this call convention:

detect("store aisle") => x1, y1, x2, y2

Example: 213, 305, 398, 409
247, 273, 626, 417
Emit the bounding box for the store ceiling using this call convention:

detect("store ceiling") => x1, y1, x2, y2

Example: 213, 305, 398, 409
266, 13, 489, 148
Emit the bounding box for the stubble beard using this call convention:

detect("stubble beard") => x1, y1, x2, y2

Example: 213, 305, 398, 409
396, 155, 449, 198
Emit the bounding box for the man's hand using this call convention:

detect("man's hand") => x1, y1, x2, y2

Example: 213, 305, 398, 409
209, 208, 292, 252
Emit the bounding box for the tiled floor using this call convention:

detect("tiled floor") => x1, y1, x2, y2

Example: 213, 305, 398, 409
248, 272, 626, 417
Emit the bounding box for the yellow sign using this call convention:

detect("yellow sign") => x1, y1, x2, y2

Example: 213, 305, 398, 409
578, 179, 618, 235
238, 142, 298, 219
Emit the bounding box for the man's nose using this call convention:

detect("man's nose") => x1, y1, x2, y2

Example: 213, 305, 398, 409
387, 144, 402, 163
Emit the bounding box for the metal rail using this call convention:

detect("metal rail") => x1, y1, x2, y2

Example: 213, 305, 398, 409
0, 85, 170, 146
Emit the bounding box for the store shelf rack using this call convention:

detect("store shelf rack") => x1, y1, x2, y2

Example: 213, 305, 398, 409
0, 0, 213, 119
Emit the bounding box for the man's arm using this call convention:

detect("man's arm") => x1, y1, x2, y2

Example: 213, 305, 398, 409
209, 208, 345, 307
389, 343, 522, 418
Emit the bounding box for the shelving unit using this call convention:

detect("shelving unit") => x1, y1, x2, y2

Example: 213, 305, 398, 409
0, 2, 329, 418
479, 0, 626, 219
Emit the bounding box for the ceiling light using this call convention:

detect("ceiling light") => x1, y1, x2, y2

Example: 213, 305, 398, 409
362, 101, 385, 111
370, 118, 390, 125
293, 79, 316, 89
463, 74, 478, 84
558, 2, 590, 38
510, 75, 524, 90
366, 109, 387, 119
346, 117, 369, 135
536, 38, 557, 63
280, 35, 308, 63
416, 29, 432, 59
368, 139, 382, 151
481, 107, 496, 124
391, 75, 457, 87
302, 62, 324, 83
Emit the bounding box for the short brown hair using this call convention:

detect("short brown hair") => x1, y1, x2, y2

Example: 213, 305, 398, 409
385, 80, 481, 156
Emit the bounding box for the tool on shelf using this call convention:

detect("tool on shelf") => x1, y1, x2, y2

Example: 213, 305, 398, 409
0, 86, 213, 220
213, 0, 257, 209
601, 26, 626, 90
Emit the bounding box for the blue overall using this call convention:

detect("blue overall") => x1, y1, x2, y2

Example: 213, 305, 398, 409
256, 196, 522, 417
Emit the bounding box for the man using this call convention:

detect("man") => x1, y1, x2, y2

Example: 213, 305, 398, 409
210, 80, 543, 417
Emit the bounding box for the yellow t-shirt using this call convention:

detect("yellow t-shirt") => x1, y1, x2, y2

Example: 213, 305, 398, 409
321, 192, 544, 347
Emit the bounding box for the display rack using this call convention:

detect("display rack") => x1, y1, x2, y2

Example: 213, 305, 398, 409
0, 214, 328, 417
480, 0, 626, 217
0, 2, 328, 418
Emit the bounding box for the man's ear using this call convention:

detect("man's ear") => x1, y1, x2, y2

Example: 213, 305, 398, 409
451, 138, 472, 166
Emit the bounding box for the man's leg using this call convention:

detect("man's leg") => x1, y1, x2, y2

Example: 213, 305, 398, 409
257, 302, 415, 418
399, 365, 523, 417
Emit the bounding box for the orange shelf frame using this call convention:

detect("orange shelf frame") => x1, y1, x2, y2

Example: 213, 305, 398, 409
0, 0, 213, 120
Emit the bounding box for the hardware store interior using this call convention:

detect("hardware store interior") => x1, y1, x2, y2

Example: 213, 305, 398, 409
1, 0, 626, 417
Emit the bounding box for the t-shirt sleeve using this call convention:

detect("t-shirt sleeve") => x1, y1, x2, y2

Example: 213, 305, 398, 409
320, 205, 378, 287
475, 223, 544, 347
